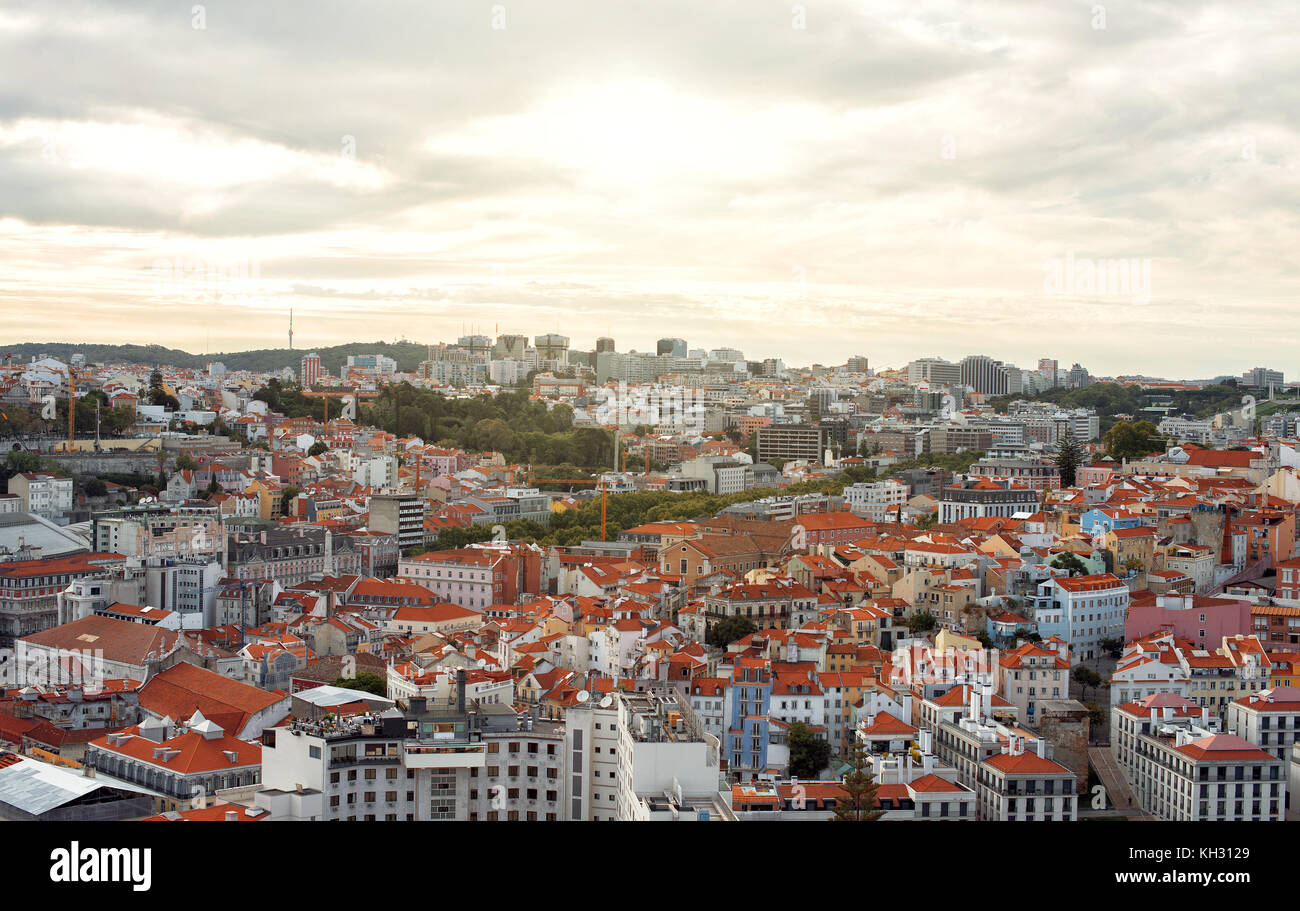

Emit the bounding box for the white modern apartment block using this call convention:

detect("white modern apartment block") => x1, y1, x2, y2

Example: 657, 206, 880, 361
843, 479, 909, 521
1112, 693, 1284, 821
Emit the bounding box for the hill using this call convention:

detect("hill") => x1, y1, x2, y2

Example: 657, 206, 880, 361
0, 341, 432, 375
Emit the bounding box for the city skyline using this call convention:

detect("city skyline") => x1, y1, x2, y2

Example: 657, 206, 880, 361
1, 1, 1297, 377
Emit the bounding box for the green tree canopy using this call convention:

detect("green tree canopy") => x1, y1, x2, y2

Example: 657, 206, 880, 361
787, 722, 831, 780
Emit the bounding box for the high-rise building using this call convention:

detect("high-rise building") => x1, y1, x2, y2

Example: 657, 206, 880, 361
300, 352, 321, 387
657, 338, 688, 358
493, 334, 528, 360
534, 334, 570, 362
907, 358, 961, 386
1037, 358, 1059, 388
457, 335, 492, 359
755, 424, 831, 463
596, 337, 616, 353
845, 355, 869, 373
1242, 367, 1284, 389
959, 355, 1022, 396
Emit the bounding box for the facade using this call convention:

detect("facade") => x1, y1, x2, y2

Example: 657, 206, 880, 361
0, 553, 129, 647
1031, 574, 1129, 663
1112, 694, 1284, 821
7, 473, 73, 521
368, 494, 425, 551
755, 424, 830, 463
938, 478, 1039, 523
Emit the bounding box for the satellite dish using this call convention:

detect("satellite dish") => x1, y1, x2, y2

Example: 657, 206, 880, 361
599, 695, 613, 708
476, 658, 487, 668
576, 690, 590, 703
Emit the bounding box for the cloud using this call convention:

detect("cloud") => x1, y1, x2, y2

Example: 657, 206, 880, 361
0, 0, 1297, 377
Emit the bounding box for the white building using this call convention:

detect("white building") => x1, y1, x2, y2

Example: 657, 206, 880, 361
7, 472, 73, 521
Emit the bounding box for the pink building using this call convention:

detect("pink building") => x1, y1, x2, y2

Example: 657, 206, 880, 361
1125, 592, 1252, 650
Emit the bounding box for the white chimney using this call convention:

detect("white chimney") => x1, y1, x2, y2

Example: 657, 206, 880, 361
1035, 739, 1046, 758
225, 810, 239, 822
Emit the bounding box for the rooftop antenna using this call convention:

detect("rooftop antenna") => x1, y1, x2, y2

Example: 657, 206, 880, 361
289, 309, 294, 350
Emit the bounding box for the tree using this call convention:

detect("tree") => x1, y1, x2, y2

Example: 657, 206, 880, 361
1085, 702, 1108, 736
281, 485, 299, 517
1099, 637, 1124, 659
831, 740, 886, 821
307, 441, 328, 457
707, 615, 757, 648
1104, 420, 1163, 461
786, 722, 831, 779
175, 453, 198, 472
1049, 552, 1088, 576
332, 672, 386, 696
1073, 665, 1102, 700
84, 477, 107, 497
905, 609, 938, 634
1055, 432, 1083, 487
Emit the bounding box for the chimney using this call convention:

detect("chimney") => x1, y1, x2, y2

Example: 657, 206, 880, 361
1035, 739, 1046, 758
225, 810, 239, 822
456, 668, 467, 715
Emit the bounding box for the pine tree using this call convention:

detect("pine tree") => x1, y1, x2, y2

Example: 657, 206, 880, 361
1056, 431, 1083, 487
831, 741, 886, 821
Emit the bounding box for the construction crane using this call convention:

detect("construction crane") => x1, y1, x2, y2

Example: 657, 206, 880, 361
526, 470, 609, 540
524, 428, 621, 540
65, 368, 76, 451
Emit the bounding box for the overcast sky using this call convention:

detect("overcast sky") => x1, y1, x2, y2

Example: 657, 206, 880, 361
1, 0, 1296, 377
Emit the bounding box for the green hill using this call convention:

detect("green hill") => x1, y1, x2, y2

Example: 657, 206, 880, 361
1, 341, 432, 375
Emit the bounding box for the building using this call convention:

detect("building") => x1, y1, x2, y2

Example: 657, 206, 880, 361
0, 750, 154, 821
300, 352, 321, 387
533, 334, 570, 363
398, 546, 541, 611
1030, 574, 1129, 663
1242, 367, 1284, 389
843, 480, 909, 521
226, 527, 359, 587
0, 552, 129, 647
7, 472, 73, 521
906, 358, 961, 386
938, 478, 1039, 524
657, 338, 688, 358
85, 712, 262, 812
958, 355, 1022, 396
368, 493, 424, 551
1112, 693, 1284, 821
755, 424, 830, 463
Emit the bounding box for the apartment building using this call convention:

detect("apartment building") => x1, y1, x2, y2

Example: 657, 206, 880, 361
938, 478, 1039, 523
398, 546, 541, 610
6, 472, 73, 521
1031, 573, 1129, 663
0, 552, 129, 647
755, 424, 830, 463
1112, 693, 1284, 821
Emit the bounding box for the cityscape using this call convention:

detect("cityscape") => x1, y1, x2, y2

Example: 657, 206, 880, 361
0, 0, 1291, 890
1, 339, 1298, 828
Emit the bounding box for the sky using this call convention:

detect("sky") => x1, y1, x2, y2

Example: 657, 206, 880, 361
0, 0, 1297, 378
